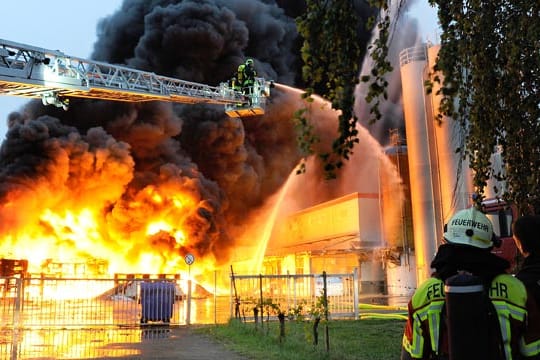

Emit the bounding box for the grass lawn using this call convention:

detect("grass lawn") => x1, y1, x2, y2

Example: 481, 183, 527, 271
196, 318, 406, 360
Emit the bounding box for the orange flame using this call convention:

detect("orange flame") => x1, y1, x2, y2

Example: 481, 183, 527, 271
0, 176, 223, 281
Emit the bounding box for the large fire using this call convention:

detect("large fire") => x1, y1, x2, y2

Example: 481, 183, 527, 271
0, 107, 298, 296
0, 180, 223, 277
0, 128, 258, 288
0, 0, 412, 297
0, 87, 403, 296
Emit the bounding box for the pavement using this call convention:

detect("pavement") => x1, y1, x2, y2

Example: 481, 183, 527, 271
4, 326, 247, 360
91, 326, 247, 360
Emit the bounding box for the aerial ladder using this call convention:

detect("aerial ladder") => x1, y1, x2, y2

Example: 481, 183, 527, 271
0, 38, 272, 118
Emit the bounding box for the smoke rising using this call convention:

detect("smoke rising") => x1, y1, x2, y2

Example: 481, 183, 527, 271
92, 0, 299, 85
0, 0, 419, 273
0, 0, 312, 271
355, 0, 424, 145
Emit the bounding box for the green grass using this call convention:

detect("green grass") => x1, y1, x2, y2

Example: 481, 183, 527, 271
196, 318, 405, 360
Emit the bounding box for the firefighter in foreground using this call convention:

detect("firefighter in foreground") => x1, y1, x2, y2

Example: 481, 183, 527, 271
513, 215, 540, 300
513, 215, 540, 358
401, 206, 529, 360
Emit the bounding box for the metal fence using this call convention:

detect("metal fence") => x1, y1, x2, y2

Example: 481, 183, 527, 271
0, 276, 198, 329
0, 271, 359, 330
230, 271, 359, 321
0, 271, 362, 359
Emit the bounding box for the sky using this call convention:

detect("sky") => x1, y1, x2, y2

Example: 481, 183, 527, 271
0, 0, 439, 140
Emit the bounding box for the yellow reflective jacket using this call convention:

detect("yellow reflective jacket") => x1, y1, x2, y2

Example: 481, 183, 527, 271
237, 64, 245, 85
401, 274, 528, 360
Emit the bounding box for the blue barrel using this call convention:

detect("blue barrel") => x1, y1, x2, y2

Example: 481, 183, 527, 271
140, 281, 175, 324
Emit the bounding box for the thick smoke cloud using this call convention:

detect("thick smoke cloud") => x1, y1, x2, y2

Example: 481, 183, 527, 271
91, 0, 304, 226
355, 0, 423, 144
93, 0, 298, 85
0, 0, 380, 269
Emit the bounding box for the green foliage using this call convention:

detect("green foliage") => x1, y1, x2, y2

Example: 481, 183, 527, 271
295, 0, 367, 179
261, 297, 283, 321
292, 99, 318, 176
362, 0, 394, 123
296, 0, 540, 213
428, 0, 540, 214
287, 300, 308, 321
281, 293, 328, 321
196, 319, 405, 360
238, 296, 259, 321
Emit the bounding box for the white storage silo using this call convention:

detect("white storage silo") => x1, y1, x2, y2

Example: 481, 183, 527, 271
399, 43, 475, 286
427, 45, 473, 221
399, 45, 442, 285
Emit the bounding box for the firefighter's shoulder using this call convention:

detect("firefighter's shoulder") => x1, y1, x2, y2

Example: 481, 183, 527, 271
489, 273, 527, 306
411, 277, 445, 309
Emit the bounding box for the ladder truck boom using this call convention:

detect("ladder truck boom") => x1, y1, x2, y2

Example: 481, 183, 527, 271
0, 38, 272, 117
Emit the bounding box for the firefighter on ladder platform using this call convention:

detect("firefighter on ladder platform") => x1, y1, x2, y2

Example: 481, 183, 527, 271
236, 58, 257, 95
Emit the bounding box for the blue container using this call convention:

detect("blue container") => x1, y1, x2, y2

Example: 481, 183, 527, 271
140, 281, 175, 324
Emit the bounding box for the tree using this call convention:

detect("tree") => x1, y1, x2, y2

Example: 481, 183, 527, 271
294, 0, 377, 178
429, 0, 540, 214
298, 0, 540, 214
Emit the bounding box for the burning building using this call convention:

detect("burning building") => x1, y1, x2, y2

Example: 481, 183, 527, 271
0, 0, 381, 286
265, 192, 385, 294
3, 0, 488, 306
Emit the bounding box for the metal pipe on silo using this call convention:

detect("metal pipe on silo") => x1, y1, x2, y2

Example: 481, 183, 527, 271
399, 45, 441, 285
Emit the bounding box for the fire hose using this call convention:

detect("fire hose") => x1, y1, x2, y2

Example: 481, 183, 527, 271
358, 303, 408, 320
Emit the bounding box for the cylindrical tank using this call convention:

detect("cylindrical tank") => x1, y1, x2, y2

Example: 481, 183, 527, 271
427, 45, 474, 222
399, 45, 441, 285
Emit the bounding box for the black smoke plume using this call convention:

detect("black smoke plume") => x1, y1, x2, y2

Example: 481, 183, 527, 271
0, 0, 381, 268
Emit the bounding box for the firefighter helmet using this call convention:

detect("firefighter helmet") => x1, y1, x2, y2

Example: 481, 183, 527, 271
245, 58, 254, 65
443, 207, 494, 249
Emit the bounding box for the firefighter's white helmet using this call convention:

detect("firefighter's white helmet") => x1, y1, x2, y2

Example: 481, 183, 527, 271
443, 207, 494, 249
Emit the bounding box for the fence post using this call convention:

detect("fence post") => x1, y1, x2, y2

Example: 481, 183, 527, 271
353, 268, 359, 319
230, 270, 234, 319
259, 274, 263, 323
12, 277, 22, 328
186, 278, 192, 325
230, 266, 240, 320
287, 270, 291, 314
214, 270, 217, 324
323, 271, 330, 352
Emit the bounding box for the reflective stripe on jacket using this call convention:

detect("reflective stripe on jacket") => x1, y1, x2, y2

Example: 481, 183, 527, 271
237, 64, 245, 84
520, 290, 540, 358
401, 274, 527, 360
